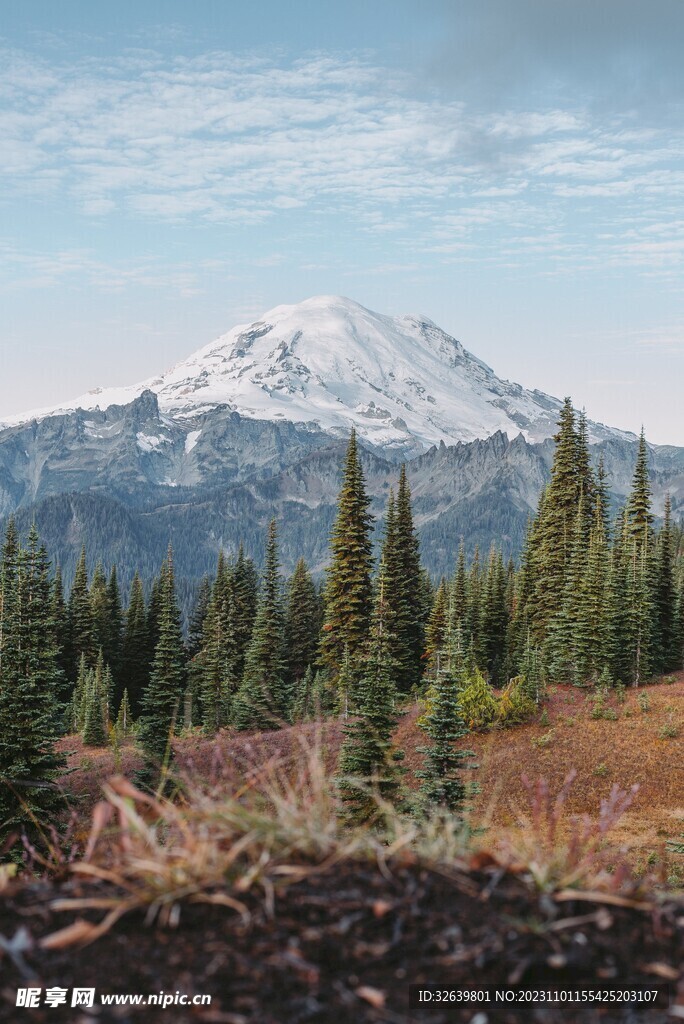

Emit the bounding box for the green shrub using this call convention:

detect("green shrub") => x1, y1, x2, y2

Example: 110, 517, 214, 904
496, 676, 537, 728
458, 669, 499, 729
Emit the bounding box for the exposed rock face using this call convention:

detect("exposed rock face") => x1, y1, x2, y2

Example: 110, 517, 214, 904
1, 296, 682, 587
2, 394, 682, 590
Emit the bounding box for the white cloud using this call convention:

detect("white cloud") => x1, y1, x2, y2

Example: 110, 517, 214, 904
1, 46, 683, 279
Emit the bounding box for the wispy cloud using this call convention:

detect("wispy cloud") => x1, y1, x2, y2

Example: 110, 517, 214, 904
1, 46, 683, 281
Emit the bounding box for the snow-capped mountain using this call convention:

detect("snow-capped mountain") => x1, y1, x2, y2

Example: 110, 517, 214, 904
2, 296, 631, 455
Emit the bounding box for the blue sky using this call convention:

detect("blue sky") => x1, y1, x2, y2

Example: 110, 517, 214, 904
2, 0, 684, 442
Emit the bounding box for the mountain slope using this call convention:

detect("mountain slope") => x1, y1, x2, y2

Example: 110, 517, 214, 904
1, 296, 632, 455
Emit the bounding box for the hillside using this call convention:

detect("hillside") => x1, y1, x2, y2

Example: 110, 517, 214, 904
56, 677, 684, 877
1, 679, 683, 1023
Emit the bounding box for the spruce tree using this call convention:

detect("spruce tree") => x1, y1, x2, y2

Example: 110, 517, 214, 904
654, 496, 679, 673
416, 628, 476, 815
199, 565, 235, 733
120, 572, 149, 717
387, 468, 423, 692
82, 651, 108, 747
138, 547, 186, 784
233, 519, 288, 730
67, 546, 95, 677
336, 560, 402, 823
105, 566, 123, 696
0, 524, 66, 841
285, 557, 318, 685
425, 579, 449, 677
320, 429, 374, 683
230, 545, 259, 681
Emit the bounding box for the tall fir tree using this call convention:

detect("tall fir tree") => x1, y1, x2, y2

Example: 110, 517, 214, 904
233, 519, 288, 730
67, 546, 95, 677
138, 547, 186, 785
285, 557, 318, 685
416, 626, 476, 815
0, 524, 66, 842
337, 559, 402, 823
320, 429, 374, 684
120, 572, 149, 717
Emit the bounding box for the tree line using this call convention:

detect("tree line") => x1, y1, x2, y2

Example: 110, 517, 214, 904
1, 404, 682, 839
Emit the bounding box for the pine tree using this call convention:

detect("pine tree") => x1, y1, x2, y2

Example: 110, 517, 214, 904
481, 545, 508, 684
320, 429, 374, 682
233, 519, 288, 730
105, 566, 123, 697
527, 399, 582, 640
67, 546, 95, 677
120, 572, 149, 717
391, 466, 425, 691
199, 565, 235, 733
90, 562, 109, 658
187, 576, 211, 661
624, 429, 653, 551
50, 564, 71, 703
230, 545, 259, 682
337, 560, 402, 824
82, 651, 108, 747
138, 547, 186, 784
416, 627, 476, 815
115, 688, 133, 738
425, 579, 449, 677
654, 496, 678, 673
0, 524, 66, 841
285, 557, 318, 685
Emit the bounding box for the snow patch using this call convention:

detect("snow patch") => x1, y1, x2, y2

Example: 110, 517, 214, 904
136, 432, 168, 453
184, 429, 201, 454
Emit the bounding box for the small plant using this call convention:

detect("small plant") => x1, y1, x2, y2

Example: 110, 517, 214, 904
664, 675, 676, 685
592, 762, 609, 777
615, 682, 626, 705
564, 715, 576, 727
532, 729, 554, 749
539, 708, 550, 727
658, 719, 680, 740
590, 687, 618, 721
638, 692, 651, 713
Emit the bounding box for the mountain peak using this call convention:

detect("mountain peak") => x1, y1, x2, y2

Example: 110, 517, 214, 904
1, 297, 633, 453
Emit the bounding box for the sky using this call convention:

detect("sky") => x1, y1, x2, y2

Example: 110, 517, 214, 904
1, 0, 684, 443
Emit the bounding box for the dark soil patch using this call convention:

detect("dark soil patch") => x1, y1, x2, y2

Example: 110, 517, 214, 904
1, 863, 682, 1023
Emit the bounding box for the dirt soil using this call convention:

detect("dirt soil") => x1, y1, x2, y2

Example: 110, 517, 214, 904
1, 862, 682, 1024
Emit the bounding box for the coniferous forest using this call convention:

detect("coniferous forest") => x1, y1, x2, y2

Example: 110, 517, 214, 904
0, 400, 683, 842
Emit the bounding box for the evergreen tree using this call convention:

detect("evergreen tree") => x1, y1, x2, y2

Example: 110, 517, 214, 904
337, 560, 402, 823
82, 650, 108, 747
425, 579, 449, 677
120, 572, 149, 717
50, 564, 71, 701
229, 545, 259, 681
105, 566, 123, 694
138, 547, 186, 784
0, 524, 66, 841
233, 519, 288, 730
416, 627, 476, 815
199, 566, 235, 733
624, 429, 653, 551
187, 576, 211, 661
527, 399, 582, 640
320, 429, 374, 682
391, 466, 425, 691
67, 546, 95, 676
654, 496, 679, 673
115, 688, 133, 738
285, 557, 318, 685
